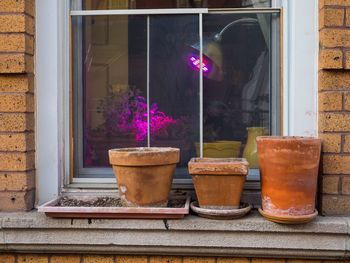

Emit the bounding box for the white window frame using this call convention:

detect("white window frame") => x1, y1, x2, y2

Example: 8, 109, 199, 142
35, 0, 318, 205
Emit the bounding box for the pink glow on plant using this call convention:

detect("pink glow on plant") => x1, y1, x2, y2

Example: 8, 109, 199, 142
117, 95, 177, 142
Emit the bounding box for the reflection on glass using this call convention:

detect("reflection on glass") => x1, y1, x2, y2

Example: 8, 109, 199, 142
71, 0, 271, 10
72, 15, 148, 168
199, 13, 279, 167
149, 15, 199, 178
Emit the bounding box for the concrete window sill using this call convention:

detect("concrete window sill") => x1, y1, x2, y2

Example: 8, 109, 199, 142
0, 210, 349, 259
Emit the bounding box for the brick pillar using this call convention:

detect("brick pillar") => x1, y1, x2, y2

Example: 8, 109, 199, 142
319, 0, 350, 215
0, 1, 35, 211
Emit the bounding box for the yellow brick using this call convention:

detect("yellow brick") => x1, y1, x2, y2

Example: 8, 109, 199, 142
0, 94, 34, 113
0, 171, 35, 191
321, 194, 350, 215
320, 0, 325, 9
183, 257, 216, 263
117, 256, 147, 263
343, 134, 350, 152
319, 71, 350, 91
345, 50, 350, 69
345, 92, 350, 110
319, 133, 341, 152
0, 15, 34, 35
320, 8, 345, 27
0, 254, 15, 263
342, 176, 350, 194
324, 0, 350, 5
346, 9, 350, 26
83, 255, 114, 263
0, 133, 34, 151
0, 113, 34, 132
217, 258, 250, 263
287, 260, 321, 263
320, 28, 350, 48
323, 154, 350, 174
51, 255, 81, 263
319, 113, 350, 132
0, 0, 35, 16
319, 49, 343, 69
150, 256, 182, 263
18, 254, 48, 263
318, 92, 343, 111
0, 152, 35, 171
321, 175, 340, 194
0, 75, 34, 93
0, 54, 33, 74
0, 190, 34, 211
251, 260, 285, 263
0, 34, 33, 55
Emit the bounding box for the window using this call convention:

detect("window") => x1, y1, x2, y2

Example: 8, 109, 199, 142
70, 0, 281, 184
36, 0, 318, 203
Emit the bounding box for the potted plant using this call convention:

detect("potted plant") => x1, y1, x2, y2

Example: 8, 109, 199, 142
188, 157, 249, 209
109, 147, 180, 207
91, 87, 191, 166
256, 136, 321, 224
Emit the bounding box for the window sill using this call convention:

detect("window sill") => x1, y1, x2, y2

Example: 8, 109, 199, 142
0, 210, 349, 259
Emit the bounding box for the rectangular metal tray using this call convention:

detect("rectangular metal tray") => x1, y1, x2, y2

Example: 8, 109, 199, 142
38, 195, 191, 219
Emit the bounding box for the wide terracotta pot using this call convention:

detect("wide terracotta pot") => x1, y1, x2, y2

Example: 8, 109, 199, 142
257, 136, 321, 217
188, 158, 249, 209
109, 147, 180, 207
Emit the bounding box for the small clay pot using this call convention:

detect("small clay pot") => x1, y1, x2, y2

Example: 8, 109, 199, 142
109, 147, 180, 207
257, 136, 321, 219
188, 158, 249, 209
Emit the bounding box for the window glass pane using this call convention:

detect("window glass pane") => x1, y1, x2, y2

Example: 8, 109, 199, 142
201, 13, 280, 169
149, 15, 199, 179
72, 15, 148, 171
71, 0, 271, 10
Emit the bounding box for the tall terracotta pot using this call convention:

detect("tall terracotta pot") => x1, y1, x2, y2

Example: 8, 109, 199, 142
109, 147, 180, 207
257, 136, 321, 223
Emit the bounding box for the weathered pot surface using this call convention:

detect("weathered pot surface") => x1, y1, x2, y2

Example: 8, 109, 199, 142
109, 147, 180, 207
257, 136, 321, 218
188, 158, 249, 209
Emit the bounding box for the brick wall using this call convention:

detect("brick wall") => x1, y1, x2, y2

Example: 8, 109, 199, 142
0, 0, 35, 211
0, 254, 346, 263
319, 0, 350, 215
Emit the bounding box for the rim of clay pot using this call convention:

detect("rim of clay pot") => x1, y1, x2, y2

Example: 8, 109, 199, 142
256, 136, 321, 142
188, 157, 249, 175
109, 147, 180, 166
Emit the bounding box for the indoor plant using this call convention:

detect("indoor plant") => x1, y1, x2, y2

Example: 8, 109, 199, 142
109, 147, 180, 207
188, 157, 249, 209
256, 136, 321, 224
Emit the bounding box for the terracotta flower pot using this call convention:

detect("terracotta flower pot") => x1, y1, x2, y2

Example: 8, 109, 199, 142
188, 158, 249, 209
257, 136, 321, 220
109, 147, 180, 207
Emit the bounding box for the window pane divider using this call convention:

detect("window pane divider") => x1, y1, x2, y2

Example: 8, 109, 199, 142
147, 15, 150, 147
199, 13, 203, 158
70, 8, 208, 16
208, 8, 281, 13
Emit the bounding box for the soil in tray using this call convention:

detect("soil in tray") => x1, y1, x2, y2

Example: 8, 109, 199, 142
56, 196, 186, 208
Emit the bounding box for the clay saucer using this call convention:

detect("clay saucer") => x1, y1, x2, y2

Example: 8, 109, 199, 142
258, 208, 318, 224
190, 201, 252, 220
